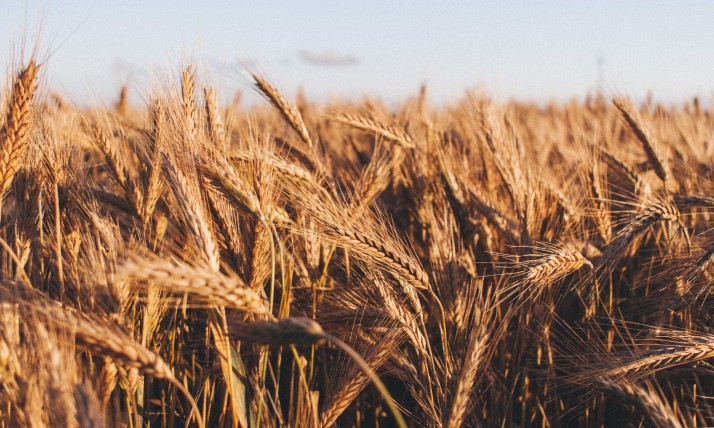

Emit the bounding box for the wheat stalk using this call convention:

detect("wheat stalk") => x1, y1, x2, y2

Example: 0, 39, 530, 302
446, 330, 489, 428
83, 119, 130, 190
589, 159, 612, 243
115, 85, 128, 116
227, 317, 324, 345
524, 248, 592, 285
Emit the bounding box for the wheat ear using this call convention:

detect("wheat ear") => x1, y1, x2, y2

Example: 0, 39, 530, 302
0, 61, 40, 200
251, 72, 313, 147
614, 100, 671, 185
118, 253, 270, 314
329, 112, 415, 149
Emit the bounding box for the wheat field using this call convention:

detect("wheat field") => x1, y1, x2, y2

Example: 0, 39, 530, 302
0, 55, 712, 427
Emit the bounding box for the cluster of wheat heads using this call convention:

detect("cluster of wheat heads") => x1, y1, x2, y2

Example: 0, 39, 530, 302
1, 56, 714, 427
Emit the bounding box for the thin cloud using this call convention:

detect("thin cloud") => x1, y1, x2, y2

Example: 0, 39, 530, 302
299, 50, 359, 67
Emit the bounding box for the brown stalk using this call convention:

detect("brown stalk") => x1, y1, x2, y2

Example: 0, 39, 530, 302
115, 85, 128, 116
589, 159, 612, 243
524, 248, 592, 285
446, 330, 489, 428
4, 290, 205, 428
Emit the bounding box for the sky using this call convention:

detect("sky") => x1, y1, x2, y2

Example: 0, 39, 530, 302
2, 1, 714, 107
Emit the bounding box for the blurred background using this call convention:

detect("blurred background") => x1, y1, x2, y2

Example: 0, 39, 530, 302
2, 1, 713, 107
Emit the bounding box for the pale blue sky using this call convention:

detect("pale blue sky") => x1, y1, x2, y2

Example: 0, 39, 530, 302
2, 1, 714, 106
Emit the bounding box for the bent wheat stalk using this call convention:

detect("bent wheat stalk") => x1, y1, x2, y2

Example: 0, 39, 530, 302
226, 317, 406, 428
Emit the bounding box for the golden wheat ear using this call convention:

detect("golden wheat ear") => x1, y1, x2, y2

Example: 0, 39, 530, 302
251, 72, 314, 148
613, 100, 671, 187
0, 61, 40, 201
328, 112, 415, 149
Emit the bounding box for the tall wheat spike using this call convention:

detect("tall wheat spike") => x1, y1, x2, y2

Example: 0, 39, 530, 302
251, 72, 313, 147
614, 100, 671, 186
0, 61, 39, 199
